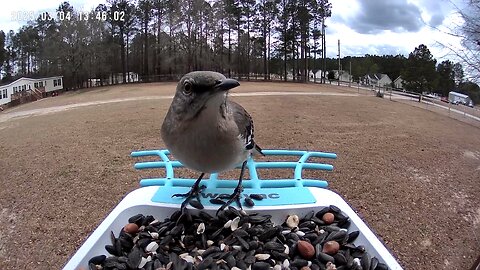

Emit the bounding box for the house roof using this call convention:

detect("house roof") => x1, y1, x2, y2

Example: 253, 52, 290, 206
449, 91, 469, 99
365, 73, 390, 80
364, 74, 379, 80
0, 75, 64, 88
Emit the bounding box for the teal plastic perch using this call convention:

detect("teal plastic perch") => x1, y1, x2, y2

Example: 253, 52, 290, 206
131, 149, 337, 189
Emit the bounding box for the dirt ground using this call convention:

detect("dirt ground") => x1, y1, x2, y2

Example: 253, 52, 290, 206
0, 81, 479, 270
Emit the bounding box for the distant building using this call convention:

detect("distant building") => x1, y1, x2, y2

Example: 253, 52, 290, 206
84, 72, 140, 88
308, 69, 324, 82
107, 72, 139, 84
393, 76, 404, 89
363, 73, 392, 87
331, 70, 352, 82
0, 75, 63, 106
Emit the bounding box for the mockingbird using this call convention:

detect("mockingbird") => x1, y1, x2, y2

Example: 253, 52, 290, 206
161, 71, 264, 213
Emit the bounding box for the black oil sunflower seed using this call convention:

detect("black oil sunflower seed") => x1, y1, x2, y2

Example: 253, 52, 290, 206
86, 208, 391, 270
249, 194, 265, 200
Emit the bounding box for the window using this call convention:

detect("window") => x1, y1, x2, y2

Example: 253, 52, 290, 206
39, 81, 43, 87
34, 82, 38, 88
2, 89, 6, 99
29, 84, 31, 90
58, 78, 62, 85
54, 80, 58, 87
22, 85, 26, 91
13, 86, 17, 93
44, 81, 47, 86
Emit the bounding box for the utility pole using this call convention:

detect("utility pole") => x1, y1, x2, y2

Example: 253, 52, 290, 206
337, 39, 340, 86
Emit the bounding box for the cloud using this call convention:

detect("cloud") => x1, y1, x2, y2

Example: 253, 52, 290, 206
429, 13, 445, 27
414, 0, 451, 27
341, 0, 425, 34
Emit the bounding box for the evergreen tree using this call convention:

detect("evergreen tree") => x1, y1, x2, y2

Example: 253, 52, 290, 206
402, 44, 437, 93
436, 60, 455, 96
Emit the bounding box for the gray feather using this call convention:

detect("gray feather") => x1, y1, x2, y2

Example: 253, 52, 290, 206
228, 100, 264, 155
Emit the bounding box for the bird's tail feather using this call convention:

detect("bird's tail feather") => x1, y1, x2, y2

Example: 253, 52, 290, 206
253, 144, 265, 156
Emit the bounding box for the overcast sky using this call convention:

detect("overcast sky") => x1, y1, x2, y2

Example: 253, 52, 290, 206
0, 0, 468, 63
326, 0, 466, 61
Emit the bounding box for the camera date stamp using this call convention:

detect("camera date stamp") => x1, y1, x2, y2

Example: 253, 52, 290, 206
11, 10, 126, 22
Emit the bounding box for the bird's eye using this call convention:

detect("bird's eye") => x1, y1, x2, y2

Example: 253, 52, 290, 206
183, 82, 192, 95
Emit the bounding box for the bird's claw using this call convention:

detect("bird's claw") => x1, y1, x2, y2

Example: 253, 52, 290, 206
172, 184, 206, 213
215, 185, 244, 216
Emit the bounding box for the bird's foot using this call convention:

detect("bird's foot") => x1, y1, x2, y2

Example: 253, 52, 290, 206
172, 184, 206, 212
215, 185, 244, 215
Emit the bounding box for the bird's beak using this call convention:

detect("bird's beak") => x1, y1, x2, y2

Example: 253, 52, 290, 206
216, 78, 240, 91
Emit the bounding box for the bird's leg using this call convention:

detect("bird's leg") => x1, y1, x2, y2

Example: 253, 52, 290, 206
172, 173, 206, 212
216, 160, 247, 214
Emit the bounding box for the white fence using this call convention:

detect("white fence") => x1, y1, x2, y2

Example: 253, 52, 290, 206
334, 80, 480, 127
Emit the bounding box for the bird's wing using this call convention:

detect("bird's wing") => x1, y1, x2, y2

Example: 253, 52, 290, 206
228, 100, 265, 156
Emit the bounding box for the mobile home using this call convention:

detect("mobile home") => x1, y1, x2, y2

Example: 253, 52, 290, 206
0, 76, 63, 106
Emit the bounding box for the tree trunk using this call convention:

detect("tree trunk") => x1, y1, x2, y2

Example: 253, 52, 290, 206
144, 11, 149, 82
267, 27, 271, 80
228, 26, 232, 77
120, 29, 126, 84
237, 15, 241, 76
263, 11, 267, 80
284, 37, 287, 81
300, 38, 304, 82
304, 37, 308, 82
322, 18, 326, 84
156, 12, 161, 75
292, 14, 296, 81
169, 14, 174, 75
246, 12, 250, 80
126, 32, 130, 83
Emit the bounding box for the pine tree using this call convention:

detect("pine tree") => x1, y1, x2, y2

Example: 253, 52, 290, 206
402, 44, 437, 93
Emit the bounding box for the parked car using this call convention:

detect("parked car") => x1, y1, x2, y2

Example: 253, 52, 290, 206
441, 97, 449, 103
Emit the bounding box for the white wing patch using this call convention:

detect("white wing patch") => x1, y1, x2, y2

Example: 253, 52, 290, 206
244, 118, 254, 150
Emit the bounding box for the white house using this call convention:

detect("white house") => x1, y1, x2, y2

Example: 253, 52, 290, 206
105, 72, 140, 85
393, 76, 404, 89
309, 70, 324, 82
0, 76, 63, 106
363, 73, 392, 87
332, 70, 352, 82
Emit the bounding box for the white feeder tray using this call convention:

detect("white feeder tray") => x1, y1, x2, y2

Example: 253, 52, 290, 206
63, 149, 403, 270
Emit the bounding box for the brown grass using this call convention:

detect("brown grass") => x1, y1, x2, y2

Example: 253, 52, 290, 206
0, 81, 479, 269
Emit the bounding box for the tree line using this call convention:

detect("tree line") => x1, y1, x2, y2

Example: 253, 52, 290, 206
0, 0, 478, 103
0, 0, 332, 89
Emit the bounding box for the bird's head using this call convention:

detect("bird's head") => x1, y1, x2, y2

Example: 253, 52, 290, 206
170, 71, 240, 120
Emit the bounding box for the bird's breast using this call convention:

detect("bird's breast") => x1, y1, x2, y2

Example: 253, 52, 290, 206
163, 113, 248, 173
